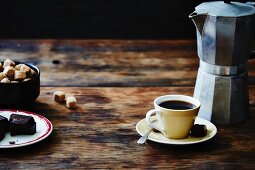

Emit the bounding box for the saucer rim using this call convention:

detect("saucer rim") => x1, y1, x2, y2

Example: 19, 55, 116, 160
136, 116, 217, 145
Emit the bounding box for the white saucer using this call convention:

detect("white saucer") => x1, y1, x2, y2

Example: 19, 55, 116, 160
136, 116, 217, 145
0, 110, 53, 148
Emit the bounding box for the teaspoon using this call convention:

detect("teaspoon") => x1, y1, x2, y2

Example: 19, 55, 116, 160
137, 120, 158, 144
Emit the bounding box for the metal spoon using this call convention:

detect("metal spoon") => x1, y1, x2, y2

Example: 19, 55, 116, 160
137, 120, 158, 144
137, 128, 153, 144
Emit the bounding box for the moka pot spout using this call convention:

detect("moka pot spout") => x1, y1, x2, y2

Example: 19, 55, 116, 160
189, 12, 207, 36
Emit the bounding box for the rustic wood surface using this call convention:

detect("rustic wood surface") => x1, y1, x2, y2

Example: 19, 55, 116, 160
1, 40, 255, 87
0, 40, 254, 169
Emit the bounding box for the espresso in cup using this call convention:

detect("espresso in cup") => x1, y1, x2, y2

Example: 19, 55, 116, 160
146, 95, 200, 139
159, 100, 196, 110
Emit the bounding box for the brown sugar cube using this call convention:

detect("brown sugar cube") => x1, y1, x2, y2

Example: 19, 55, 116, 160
25, 67, 36, 78
0, 63, 3, 72
30, 68, 36, 77
0, 73, 6, 81
3, 59, 15, 68
14, 71, 26, 80
66, 96, 77, 109
15, 64, 22, 70
3, 66, 15, 77
20, 64, 31, 74
23, 78, 31, 82
54, 91, 66, 103
1, 78, 10, 83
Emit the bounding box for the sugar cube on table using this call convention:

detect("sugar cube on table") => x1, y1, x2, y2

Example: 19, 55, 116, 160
66, 96, 77, 109
54, 91, 66, 102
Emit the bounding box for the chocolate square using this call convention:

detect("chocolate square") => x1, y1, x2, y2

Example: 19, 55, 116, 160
0, 126, 5, 141
9, 114, 36, 136
0, 115, 8, 141
0, 115, 9, 132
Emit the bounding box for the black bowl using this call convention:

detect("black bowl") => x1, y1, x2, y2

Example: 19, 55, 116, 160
0, 62, 40, 107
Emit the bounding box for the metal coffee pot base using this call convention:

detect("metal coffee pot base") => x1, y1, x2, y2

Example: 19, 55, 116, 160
194, 68, 249, 125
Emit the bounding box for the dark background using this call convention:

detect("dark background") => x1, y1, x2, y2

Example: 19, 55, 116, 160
0, 0, 251, 39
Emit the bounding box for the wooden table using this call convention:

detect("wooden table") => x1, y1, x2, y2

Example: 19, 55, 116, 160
0, 40, 254, 169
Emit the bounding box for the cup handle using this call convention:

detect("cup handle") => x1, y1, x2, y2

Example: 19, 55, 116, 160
145, 109, 166, 135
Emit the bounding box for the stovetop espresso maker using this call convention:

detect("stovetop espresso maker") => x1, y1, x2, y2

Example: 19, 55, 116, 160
189, 1, 255, 125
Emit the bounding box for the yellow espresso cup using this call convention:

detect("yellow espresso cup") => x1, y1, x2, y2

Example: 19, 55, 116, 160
146, 95, 200, 139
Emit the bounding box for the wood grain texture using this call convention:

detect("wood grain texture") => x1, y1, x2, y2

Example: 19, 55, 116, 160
0, 87, 254, 169
0, 39, 255, 87
0, 39, 199, 87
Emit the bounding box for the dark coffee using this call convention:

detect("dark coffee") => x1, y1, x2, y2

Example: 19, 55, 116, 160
159, 100, 196, 110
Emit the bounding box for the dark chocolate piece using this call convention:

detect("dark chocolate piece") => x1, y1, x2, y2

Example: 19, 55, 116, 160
190, 124, 207, 137
0, 126, 5, 141
9, 114, 36, 136
0, 115, 9, 132
0, 115, 9, 141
